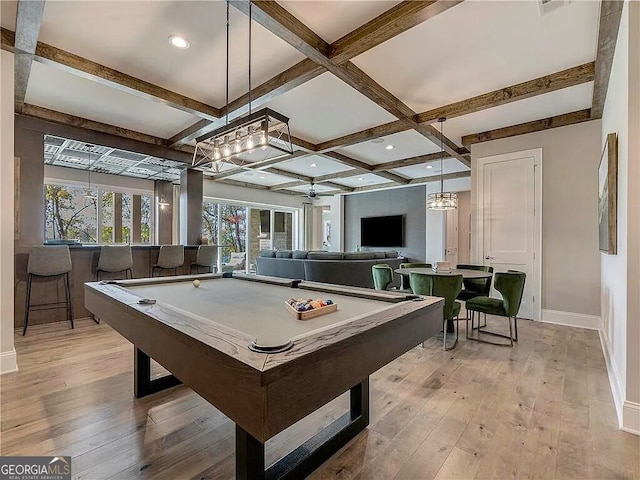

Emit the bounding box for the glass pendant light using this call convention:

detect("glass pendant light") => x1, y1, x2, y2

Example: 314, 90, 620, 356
427, 117, 458, 210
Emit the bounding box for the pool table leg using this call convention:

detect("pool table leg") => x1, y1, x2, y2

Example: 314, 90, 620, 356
134, 347, 182, 398
235, 378, 370, 480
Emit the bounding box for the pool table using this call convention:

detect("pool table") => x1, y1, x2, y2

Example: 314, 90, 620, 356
85, 273, 443, 479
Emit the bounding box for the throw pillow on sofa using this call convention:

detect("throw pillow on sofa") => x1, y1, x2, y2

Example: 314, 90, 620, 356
292, 250, 309, 259
259, 250, 277, 257
385, 250, 399, 258
275, 250, 293, 258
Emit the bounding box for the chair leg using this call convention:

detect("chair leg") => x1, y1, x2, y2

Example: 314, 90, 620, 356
65, 273, 74, 329
442, 319, 447, 351
514, 316, 518, 342
22, 274, 33, 336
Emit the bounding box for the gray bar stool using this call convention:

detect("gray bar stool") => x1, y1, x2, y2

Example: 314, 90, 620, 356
152, 245, 184, 277
190, 245, 217, 274
96, 245, 133, 281
23, 246, 74, 335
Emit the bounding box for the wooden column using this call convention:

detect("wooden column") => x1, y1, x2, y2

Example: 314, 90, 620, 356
14, 123, 44, 246
179, 169, 203, 245
155, 180, 173, 245
113, 192, 123, 243
132, 194, 141, 243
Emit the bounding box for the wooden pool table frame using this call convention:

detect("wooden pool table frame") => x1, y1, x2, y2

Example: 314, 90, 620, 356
85, 273, 443, 479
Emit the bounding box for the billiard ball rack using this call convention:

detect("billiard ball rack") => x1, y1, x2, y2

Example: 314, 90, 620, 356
285, 300, 338, 320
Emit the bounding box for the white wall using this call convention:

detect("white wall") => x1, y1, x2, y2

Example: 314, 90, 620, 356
600, 1, 640, 434
601, 0, 629, 426
471, 120, 602, 319
426, 176, 472, 263
0, 50, 17, 374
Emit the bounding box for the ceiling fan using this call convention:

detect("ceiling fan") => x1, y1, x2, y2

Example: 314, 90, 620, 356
307, 182, 317, 199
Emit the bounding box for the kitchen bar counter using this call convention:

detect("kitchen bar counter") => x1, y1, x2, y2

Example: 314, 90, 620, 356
14, 245, 206, 328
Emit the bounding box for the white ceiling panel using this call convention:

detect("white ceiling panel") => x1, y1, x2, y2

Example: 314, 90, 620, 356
26, 62, 200, 138
0, 1, 17, 29
279, 1, 401, 43
37, 1, 305, 106
278, 154, 352, 177
443, 82, 594, 145
265, 72, 397, 143
226, 170, 293, 187
337, 129, 441, 165
392, 158, 469, 179
351, 0, 600, 113
333, 173, 390, 188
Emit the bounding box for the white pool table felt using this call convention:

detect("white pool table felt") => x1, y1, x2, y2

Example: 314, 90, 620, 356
125, 278, 397, 348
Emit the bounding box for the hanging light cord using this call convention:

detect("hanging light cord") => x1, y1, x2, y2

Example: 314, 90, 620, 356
439, 117, 445, 194
225, 0, 230, 127
248, 2, 252, 116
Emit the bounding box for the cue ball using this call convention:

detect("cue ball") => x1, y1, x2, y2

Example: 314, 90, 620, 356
193, 279, 201, 288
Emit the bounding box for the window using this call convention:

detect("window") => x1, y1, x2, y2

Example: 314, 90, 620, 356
44, 184, 98, 243
44, 182, 153, 244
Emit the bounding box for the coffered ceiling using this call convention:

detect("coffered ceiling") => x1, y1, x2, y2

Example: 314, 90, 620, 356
0, 0, 621, 197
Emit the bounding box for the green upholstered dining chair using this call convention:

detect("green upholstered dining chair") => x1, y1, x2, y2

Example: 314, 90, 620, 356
400, 263, 432, 269
456, 264, 494, 302
372, 264, 394, 291
408, 272, 432, 348
465, 271, 526, 347
431, 275, 463, 351
399, 263, 432, 289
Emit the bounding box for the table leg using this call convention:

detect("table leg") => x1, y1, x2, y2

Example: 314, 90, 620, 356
134, 347, 182, 398
235, 378, 370, 480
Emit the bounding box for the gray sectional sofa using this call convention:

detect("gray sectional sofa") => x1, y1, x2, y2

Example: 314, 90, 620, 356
255, 250, 404, 289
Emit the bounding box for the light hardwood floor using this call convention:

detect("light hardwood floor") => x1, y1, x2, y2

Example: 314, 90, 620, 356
1, 317, 638, 479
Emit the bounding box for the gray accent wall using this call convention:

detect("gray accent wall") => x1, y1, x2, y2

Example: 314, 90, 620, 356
344, 185, 426, 262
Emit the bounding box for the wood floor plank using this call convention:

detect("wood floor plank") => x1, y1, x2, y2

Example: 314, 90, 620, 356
0, 317, 636, 480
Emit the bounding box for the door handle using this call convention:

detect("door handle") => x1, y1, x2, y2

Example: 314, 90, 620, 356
485, 255, 493, 260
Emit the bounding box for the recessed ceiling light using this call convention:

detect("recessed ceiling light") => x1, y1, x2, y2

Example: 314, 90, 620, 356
310, 163, 317, 167
259, 175, 266, 179
358, 177, 364, 181
426, 165, 433, 169
386, 145, 394, 150
169, 35, 190, 49
371, 138, 384, 144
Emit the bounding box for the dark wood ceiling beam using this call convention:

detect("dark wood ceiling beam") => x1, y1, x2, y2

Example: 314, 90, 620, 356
207, 150, 310, 180
330, 1, 464, 64
416, 62, 596, 124
591, 0, 624, 119
170, 59, 324, 146
18, 104, 195, 164
263, 167, 313, 182
174, 0, 458, 147
315, 120, 407, 153
313, 168, 364, 182
13, 1, 46, 113
372, 151, 444, 171
407, 170, 471, 184
1, 26, 221, 120
352, 170, 470, 192
268, 180, 306, 190
461, 109, 593, 146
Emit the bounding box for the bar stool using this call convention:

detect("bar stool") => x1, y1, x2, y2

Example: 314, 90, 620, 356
190, 245, 217, 274
152, 245, 184, 277
23, 246, 74, 336
96, 245, 133, 280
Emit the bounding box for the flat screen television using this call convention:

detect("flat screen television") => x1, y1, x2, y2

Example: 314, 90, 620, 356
360, 215, 404, 247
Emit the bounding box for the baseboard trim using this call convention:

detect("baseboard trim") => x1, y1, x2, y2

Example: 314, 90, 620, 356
541, 309, 600, 330
599, 330, 625, 426
622, 401, 640, 435
0, 349, 18, 374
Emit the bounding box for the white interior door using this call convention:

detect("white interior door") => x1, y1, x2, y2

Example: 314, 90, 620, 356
477, 149, 541, 320
445, 207, 458, 267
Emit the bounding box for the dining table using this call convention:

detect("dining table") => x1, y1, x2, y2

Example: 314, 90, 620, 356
394, 267, 494, 335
